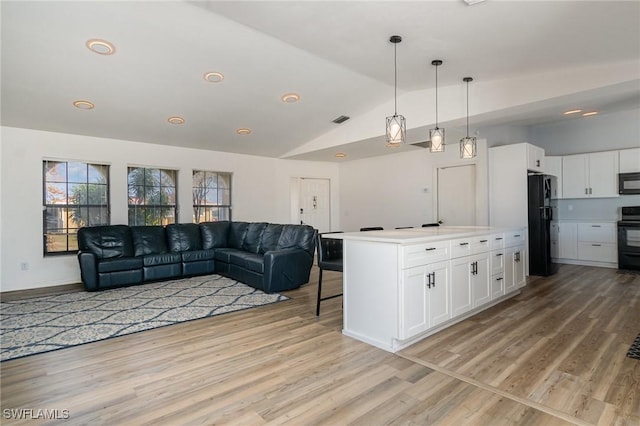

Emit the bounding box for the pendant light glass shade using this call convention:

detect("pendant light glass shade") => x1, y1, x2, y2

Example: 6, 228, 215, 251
429, 59, 445, 153
460, 77, 477, 159
386, 35, 405, 146
429, 127, 445, 152
386, 114, 406, 146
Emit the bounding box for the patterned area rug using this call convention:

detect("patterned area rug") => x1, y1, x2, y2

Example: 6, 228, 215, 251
628, 334, 640, 360
0, 275, 288, 362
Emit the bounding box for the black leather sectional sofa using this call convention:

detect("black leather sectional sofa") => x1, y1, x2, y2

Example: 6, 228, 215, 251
77, 221, 317, 293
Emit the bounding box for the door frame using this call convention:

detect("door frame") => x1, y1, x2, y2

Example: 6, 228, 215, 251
432, 162, 479, 226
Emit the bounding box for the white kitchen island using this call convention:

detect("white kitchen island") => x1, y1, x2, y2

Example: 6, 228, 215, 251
329, 226, 527, 353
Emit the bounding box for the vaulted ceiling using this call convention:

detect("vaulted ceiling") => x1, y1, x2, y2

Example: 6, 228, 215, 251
2, 1, 639, 161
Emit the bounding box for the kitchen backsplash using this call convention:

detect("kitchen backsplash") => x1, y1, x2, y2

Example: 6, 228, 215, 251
554, 195, 640, 221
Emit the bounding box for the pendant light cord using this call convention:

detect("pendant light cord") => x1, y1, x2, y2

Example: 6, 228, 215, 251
394, 43, 398, 116
435, 64, 438, 127
466, 80, 469, 137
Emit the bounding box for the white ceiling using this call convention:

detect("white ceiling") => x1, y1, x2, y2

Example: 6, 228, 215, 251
2, 0, 639, 161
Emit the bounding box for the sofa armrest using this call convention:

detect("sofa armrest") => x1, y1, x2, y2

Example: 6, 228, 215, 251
78, 251, 99, 291
263, 248, 314, 293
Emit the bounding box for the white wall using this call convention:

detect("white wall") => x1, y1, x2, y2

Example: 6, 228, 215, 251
339, 139, 488, 232
0, 126, 339, 292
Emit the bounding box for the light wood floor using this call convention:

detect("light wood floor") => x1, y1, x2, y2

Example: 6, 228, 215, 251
1, 264, 638, 425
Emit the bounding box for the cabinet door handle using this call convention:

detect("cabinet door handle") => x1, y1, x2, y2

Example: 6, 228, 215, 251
496, 277, 503, 281
592, 244, 601, 247
536, 159, 540, 167
430, 272, 436, 288
459, 242, 469, 246
515, 252, 521, 262
591, 225, 601, 227
585, 188, 588, 195
514, 235, 521, 238
425, 247, 436, 251
426, 273, 432, 288
480, 239, 488, 243
496, 253, 503, 257
589, 187, 592, 195
495, 237, 503, 240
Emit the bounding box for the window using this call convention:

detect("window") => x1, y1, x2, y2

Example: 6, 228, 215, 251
43, 160, 110, 255
192, 170, 231, 223
128, 167, 177, 226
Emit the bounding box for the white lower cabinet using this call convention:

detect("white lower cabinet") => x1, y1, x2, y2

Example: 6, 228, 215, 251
504, 245, 526, 293
399, 261, 450, 340
450, 252, 490, 317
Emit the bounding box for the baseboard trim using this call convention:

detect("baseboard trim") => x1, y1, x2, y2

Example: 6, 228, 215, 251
0, 282, 84, 302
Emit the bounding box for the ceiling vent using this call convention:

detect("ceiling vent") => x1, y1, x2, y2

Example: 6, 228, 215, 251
332, 115, 350, 124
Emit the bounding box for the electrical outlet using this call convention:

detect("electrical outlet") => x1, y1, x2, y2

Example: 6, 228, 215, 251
20, 262, 29, 271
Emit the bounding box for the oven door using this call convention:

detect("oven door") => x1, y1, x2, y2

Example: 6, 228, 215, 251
618, 221, 640, 270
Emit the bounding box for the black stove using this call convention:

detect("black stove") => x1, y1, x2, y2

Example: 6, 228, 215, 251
618, 206, 640, 271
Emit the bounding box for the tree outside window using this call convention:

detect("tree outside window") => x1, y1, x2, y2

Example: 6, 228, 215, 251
43, 160, 110, 255
128, 167, 177, 226
192, 170, 231, 223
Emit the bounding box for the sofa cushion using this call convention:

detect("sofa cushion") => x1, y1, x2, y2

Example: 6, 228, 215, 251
182, 249, 216, 263
131, 226, 167, 256
214, 248, 240, 264
78, 225, 134, 259
259, 224, 284, 254
200, 221, 230, 249
228, 251, 265, 274
242, 222, 268, 254
142, 252, 181, 267
98, 256, 143, 273
166, 223, 202, 253
277, 225, 316, 255
228, 222, 248, 249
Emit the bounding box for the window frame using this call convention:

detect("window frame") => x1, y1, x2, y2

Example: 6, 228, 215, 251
42, 159, 111, 256
192, 170, 232, 223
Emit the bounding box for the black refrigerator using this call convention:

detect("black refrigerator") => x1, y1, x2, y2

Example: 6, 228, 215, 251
527, 174, 558, 276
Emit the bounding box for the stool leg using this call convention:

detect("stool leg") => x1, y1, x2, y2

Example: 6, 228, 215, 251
316, 268, 323, 316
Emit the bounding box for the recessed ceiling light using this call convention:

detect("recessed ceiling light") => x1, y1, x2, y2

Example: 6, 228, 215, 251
73, 100, 95, 109
86, 39, 115, 55
335, 152, 347, 158
203, 72, 224, 83
236, 128, 252, 135
281, 93, 300, 103
582, 111, 598, 117
167, 116, 185, 125
563, 109, 582, 115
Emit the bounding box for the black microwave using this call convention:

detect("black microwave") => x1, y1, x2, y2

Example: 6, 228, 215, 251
619, 172, 640, 194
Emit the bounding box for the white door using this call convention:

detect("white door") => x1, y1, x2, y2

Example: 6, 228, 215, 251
299, 178, 331, 232
437, 165, 476, 226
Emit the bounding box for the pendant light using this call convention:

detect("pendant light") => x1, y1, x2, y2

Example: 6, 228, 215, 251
460, 77, 477, 159
429, 59, 445, 152
386, 35, 405, 146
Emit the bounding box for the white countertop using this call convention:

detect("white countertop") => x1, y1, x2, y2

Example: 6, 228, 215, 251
325, 226, 521, 245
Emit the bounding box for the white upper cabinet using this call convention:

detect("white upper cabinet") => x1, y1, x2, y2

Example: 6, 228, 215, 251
544, 156, 563, 199
619, 148, 640, 173
526, 144, 545, 172
562, 152, 619, 198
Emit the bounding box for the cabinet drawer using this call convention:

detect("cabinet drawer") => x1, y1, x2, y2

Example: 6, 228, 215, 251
505, 230, 526, 247
450, 237, 472, 258
490, 233, 505, 250
451, 235, 491, 258
577, 223, 616, 243
403, 241, 450, 269
577, 242, 617, 263
491, 250, 505, 275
